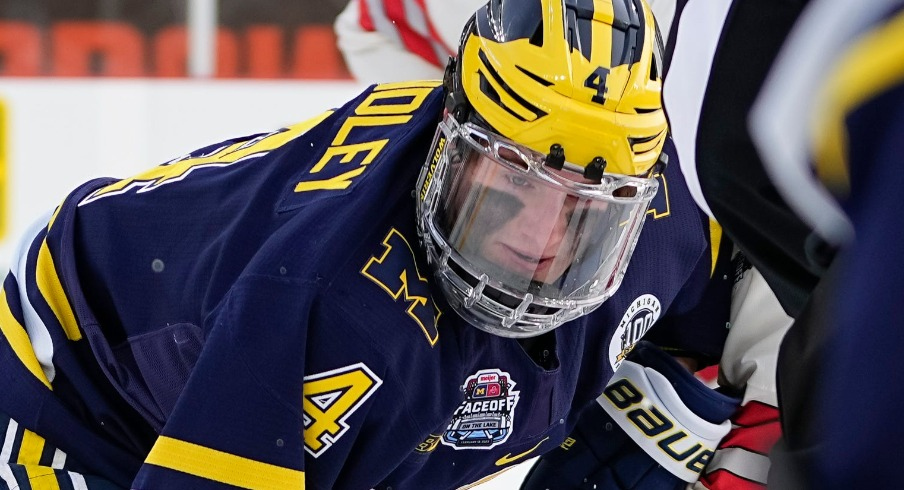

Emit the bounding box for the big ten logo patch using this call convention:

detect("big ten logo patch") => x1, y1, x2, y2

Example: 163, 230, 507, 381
559, 437, 576, 450
608, 294, 661, 370
441, 369, 520, 450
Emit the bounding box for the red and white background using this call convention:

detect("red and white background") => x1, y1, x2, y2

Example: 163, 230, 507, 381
0, 0, 367, 270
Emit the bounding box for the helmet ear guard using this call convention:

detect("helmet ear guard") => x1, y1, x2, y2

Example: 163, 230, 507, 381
443, 54, 471, 125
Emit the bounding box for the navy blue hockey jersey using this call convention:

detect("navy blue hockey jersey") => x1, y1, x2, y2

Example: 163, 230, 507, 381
801, 4, 904, 487
0, 81, 730, 489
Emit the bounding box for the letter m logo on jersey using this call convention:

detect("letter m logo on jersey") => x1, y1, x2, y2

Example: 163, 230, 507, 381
361, 228, 441, 345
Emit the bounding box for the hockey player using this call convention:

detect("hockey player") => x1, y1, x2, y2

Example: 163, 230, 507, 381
650, 1, 802, 487
0, 1, 739, 488
339, 0, 788, 488
517, 0, 798, 487
749, 0, 904, 486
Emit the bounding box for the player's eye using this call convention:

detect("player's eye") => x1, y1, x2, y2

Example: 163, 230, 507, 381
506, 174, 532, 188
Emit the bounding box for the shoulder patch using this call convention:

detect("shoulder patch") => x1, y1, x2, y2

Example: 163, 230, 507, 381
608, 294, 662, 370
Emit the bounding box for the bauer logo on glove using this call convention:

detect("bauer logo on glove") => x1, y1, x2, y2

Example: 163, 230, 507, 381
521, 342, 739, 490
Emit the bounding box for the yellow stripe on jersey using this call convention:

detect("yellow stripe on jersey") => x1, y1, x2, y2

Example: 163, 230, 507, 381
357, 86, 438, 116
47, 205, 61, 230
709, 219, 723, 277
35, 239, 81, 341
0, 288, 51, 389
23, 464, 61, 490
17, 429, 46, 465
145, 436, 305, 489
456, 465, 518, 490
813, 9, 904, 194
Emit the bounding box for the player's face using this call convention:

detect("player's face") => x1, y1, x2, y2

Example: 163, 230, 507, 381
419, 115, 662, 335
450, 153, 606, 285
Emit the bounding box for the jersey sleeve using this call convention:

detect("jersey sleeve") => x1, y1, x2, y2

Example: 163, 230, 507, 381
718, 256, 791, 408
0, 410, 125, 490
130, 275, 385, 489
686, 257, 789, 490
643, 220, 734, 364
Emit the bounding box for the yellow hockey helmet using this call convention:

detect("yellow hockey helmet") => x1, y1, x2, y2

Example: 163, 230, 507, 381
445, 0, 667, 178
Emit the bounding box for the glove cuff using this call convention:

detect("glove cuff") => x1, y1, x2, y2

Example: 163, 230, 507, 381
629, 342, 739, 423
597, 357, 737, 482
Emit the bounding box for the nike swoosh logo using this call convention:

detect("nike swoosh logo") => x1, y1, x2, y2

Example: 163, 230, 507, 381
495, 436, 549, 466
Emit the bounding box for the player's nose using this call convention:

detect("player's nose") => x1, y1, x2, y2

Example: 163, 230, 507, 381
516, 193, 570, 249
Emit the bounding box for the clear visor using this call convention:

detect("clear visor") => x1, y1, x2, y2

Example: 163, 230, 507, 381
431, 116, 659, 308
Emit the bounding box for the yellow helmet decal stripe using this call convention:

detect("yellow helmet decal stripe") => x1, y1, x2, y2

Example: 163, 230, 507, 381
476, 46, 545, 122
631, 131, 665, 154
591, 0, 615, 24
590, 0, 616, 71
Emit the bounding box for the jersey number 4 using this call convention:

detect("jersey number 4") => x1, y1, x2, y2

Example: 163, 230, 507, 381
302, 363, 383, 457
